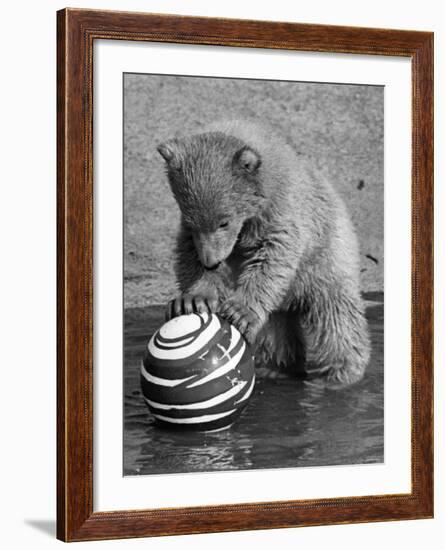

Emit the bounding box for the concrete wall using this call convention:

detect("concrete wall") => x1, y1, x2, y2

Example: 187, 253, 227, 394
124, 74, 383, 307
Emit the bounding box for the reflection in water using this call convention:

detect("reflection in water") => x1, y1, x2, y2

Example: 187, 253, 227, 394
124, 293, 383, 476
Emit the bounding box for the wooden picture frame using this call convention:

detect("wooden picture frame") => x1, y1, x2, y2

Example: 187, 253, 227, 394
57, 8, 434, 542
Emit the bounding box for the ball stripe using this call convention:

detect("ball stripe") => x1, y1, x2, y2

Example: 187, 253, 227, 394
225, 325, 241, 354
143, 379, 248, 411
144, 320, 233, 374
151, 409, 237, 425
158, 311, 208, 341
186, 341, 246, 388
141, 336, 245, 396
141, 345, 254, 405
235, 375, 255, 404
144, 371, 254, 419
140, 366, 196, 387
148, 314, 220, 361
154, 335, 195, 348
141, 370, 238, 405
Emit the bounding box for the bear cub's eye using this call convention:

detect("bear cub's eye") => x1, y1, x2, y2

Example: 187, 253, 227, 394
219, 221, 229, 229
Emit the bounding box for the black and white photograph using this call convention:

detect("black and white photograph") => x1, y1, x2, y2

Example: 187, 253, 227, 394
1, 0, 439, 546
123, 73, 384, 476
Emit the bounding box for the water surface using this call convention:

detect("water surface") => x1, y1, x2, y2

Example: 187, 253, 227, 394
124, 292, 383, 475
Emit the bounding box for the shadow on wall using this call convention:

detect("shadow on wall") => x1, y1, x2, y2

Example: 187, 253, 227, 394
24, 519, 56, 538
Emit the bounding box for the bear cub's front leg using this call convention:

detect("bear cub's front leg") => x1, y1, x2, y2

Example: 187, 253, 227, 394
219, 296, 264, 345
165, 291, 219, 321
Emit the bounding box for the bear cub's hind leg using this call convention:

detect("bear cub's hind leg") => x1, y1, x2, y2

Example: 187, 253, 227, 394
301, 288, 370, 387
254, 311, 307, 378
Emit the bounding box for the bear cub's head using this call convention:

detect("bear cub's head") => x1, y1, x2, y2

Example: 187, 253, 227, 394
157, 132, 265, 270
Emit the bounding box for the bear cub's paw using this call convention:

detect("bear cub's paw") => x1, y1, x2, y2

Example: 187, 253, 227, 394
220, 298, 263, 345
165, 293, 218, 321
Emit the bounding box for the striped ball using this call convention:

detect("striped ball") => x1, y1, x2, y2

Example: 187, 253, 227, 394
141, 312, 255, 432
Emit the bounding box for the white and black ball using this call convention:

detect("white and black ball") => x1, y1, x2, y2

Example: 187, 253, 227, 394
141, 312, 255, 431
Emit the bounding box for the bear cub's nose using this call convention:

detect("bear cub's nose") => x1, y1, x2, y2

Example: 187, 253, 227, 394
204, 261, 221, 271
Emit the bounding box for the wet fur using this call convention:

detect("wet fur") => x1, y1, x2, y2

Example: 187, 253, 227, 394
158, 120, 371, 386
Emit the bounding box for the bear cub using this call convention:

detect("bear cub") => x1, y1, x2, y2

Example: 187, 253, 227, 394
157, 120, 370, 386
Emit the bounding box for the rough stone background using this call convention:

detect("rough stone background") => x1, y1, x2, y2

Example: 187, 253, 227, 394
124, 74, 383, 309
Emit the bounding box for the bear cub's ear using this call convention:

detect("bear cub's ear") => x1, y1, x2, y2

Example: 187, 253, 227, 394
233, 146, 261, 175
157, 141, 181, 170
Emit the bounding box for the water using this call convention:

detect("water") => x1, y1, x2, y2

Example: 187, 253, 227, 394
124, 292, 383, 476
